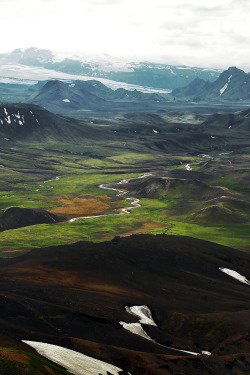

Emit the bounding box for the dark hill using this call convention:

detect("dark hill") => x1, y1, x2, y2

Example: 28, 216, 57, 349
126, 176, 227, 200
0, 207, 61, 231
201, 107, 250, 134
27, 80, 107, 113
1, 234, 250, 374
0, 102, 108, 144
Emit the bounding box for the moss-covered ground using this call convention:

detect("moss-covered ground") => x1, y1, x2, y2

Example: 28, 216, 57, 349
0, 145, 249, 256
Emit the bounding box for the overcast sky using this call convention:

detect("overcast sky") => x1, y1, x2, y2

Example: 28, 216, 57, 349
0, 0, 249, 70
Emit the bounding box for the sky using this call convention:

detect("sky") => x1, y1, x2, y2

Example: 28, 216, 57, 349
0, 0, 249, 70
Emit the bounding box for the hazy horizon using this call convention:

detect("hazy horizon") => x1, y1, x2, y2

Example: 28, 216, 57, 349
0, 0, 249, 71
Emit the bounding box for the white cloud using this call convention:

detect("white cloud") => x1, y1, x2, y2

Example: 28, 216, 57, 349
0, 0, 249, 70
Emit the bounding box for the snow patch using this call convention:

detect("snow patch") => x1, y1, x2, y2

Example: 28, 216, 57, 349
219, 267, 250, 285
220, 74, 232, 96
19, 120, 23, 126
6, 116, 11, 124
62, 98, 70, 102
125, 305, 156, 326
184, 164, 192, 171
119, 322, 153, 341
220, 83, 228, 96
4, 108, 8, 116
153, 129, 158, 134
22, 341, 122, 375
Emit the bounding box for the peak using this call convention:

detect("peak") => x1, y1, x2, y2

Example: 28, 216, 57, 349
44, 80, 64, 87
227, 66, 245, 73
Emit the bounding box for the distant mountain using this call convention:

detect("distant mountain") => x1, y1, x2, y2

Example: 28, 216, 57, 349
0, 47, 222, 90
27, 79, 166, 113
27, 80, 107, 113
172, 67, 250, 101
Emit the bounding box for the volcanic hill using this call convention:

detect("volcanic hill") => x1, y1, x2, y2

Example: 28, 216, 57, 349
0, 234, 250, 374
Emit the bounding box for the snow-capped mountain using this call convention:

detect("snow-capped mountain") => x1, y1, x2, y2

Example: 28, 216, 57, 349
0, 47, 222, 90
172, 67, 250, 101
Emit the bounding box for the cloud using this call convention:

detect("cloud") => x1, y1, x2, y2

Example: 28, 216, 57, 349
0, 0, 249, 71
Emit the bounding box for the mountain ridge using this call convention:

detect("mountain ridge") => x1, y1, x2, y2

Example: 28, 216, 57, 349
172, 67, 250, 101
0, 47, 222, 90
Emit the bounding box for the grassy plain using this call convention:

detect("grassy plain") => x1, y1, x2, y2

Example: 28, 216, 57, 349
0, 141, 249, 256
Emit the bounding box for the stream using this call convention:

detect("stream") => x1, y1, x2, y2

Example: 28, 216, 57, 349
69, 173, 152, 223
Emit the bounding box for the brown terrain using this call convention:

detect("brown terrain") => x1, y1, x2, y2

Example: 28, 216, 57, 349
0, 234, 250, 374
48, 194, 124, 220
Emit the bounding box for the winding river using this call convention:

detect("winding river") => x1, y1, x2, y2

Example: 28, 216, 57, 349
69, 172, 152, 223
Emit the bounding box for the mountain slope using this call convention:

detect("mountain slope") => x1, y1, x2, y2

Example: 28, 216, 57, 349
27, 79, 166, 113
27, 80, 107, 113
1, 234, 250, 374
0, 103, 108, 144
172, 67, 250, 101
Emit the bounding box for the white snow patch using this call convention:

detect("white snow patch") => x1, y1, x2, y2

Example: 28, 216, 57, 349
15, 111, 21, 119
219, 267, 250, 285
19, 120, 23, 126
0, 119, 3, 125
119, 322, 153, 341
211, 136, 216, 139
69, 83, 75, 87
22, 341, 122, 375
220, 74, 232, 96
6, 116, 11, 124
184, 164, 192, 171
119, 322, 209, 356
4, 138, 9, 141
220, 83, 228, 96
125, 305, 156, 326
153, 129, 158, 134
4, 108, 8, 116
62, 98, 70, 102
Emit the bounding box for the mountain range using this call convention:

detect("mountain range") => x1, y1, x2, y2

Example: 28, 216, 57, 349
1, 102, 250, 156
26, 79, 166, 113
0, 47, 221, 90
172, 67, 250, 101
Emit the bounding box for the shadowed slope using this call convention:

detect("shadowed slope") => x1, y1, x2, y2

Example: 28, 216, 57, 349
0, 235, 250, 374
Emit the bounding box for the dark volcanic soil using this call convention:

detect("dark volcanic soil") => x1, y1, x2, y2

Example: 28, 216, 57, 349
0, 234, 250, 374
0, 206, 61, 231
